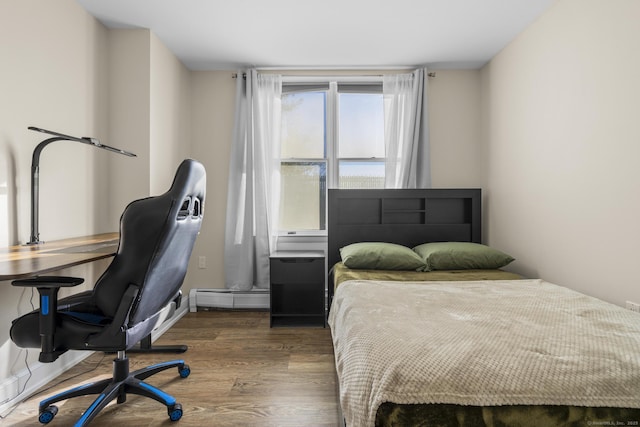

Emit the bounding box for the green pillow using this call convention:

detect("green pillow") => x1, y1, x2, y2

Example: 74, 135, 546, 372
340, 242, 426, 271
413, 242, 514, 271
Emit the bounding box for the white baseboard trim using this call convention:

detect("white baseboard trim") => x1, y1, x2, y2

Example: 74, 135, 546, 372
0, 301, 189, 417
189, 288, 270, 311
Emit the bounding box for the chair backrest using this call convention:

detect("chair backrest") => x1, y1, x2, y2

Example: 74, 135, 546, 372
92, 159, 206, 326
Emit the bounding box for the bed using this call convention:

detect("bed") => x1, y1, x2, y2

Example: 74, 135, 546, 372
327, 188, 640, 427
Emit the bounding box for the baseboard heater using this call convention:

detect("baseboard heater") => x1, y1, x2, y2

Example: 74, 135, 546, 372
189, 288, 270, 311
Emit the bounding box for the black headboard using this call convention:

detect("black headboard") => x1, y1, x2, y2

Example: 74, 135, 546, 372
327, 188, 481, 269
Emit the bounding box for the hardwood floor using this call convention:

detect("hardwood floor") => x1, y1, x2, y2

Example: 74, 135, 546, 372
5, 311, 340, 426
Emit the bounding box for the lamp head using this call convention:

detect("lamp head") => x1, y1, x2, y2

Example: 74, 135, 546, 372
29, 126, 136, 157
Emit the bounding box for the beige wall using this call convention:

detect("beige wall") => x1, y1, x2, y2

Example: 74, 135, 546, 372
429, 70, 482, 188
150, 32, 193, 195
107, 29, 194, 228
107, 29, 151, 228
0, 0, 111, 244
187, 72, 236, 290
480, 0, 640, 306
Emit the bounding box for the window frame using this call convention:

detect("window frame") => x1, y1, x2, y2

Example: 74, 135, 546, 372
279, 76, 384, 236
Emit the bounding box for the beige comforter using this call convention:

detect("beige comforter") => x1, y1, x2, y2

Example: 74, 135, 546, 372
328, 279, 640, 427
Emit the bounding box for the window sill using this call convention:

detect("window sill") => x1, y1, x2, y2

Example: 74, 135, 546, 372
278, 231, 327, 238
276, 233, 327, 253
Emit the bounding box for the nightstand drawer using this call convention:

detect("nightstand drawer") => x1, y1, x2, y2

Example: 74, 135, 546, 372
270, 257, 324, 285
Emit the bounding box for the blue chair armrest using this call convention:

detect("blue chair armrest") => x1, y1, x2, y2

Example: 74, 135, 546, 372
12, 276, 84, 288
12, 276, 84, 362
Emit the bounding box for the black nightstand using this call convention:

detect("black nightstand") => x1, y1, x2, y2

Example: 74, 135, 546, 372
269, 251, 325, 327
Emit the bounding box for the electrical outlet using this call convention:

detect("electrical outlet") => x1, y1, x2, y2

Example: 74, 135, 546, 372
626, 301, 640, 313
198, 256, 206, 269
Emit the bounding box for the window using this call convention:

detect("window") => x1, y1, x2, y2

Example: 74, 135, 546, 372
279, 80, 385, 233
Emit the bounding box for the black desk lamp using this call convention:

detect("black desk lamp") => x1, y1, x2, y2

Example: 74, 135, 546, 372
27, 126, 136, 245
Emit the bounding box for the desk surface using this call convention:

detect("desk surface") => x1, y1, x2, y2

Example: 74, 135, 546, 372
0, 233, 119, 281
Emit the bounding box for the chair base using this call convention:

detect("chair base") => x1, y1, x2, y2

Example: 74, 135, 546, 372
127, 334, 188, 354
106, 334, 188, 354
37, 352, 190, 426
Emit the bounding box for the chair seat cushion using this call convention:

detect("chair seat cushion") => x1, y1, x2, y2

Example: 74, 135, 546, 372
10, 309, 106, 351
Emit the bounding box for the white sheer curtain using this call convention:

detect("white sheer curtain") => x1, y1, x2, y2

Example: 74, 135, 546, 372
224, 70, 282, 290
383, 68, 430, 188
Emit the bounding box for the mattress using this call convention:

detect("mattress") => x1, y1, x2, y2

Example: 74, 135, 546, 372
329, 277, 640, 427
331, 261, 523, 289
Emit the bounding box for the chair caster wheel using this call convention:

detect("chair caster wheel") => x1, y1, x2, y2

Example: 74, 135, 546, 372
39, 405, 58, 424
178, 364, 190, 378
168, 403, 183, 421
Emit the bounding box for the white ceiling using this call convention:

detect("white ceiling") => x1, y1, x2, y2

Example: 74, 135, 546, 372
77, 0, 556, 71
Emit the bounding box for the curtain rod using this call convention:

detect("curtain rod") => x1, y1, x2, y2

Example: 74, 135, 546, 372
231, 71, 436, 79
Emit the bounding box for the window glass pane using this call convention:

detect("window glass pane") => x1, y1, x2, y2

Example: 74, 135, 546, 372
281, 92, 326, 159
339, 161, 384, 189
338, 93, 384, 158
279, 162, 326, 230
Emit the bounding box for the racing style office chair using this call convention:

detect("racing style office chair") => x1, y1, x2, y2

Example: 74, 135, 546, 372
10, 159, 206, 426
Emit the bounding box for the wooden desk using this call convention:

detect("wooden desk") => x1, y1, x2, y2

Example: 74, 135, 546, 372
0, 233, 118, 281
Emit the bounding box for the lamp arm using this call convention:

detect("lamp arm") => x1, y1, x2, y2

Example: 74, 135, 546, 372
29, 137, 67, 245
26, 127, 136, 245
